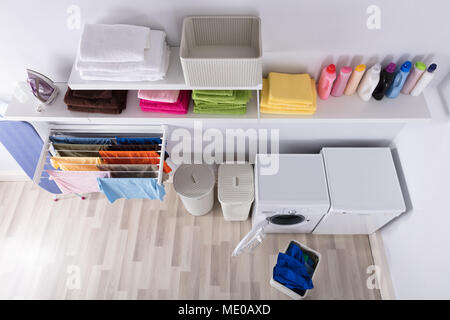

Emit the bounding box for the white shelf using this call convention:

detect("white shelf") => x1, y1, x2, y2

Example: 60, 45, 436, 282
4, 82, 431, 124
260, 91, 431, 123
4, 83, 259, 124
68, 47, 263, 91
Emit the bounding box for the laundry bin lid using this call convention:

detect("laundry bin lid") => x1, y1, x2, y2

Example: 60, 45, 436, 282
218, 163, 254, 204
173, 164, 215, 199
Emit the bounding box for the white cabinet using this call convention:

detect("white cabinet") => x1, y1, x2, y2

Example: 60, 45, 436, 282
313, 147, 406, 234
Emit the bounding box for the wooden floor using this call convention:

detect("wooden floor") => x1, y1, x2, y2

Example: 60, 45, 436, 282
0, 181, 380, 300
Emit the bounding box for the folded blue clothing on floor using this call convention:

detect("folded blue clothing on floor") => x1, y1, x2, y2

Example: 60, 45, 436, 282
97, 178, 166, 203
50, 136, 113, 145
115, 137, 162, 145
273, 243, 314, 291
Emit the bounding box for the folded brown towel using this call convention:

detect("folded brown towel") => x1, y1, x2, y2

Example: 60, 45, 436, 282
72, 90, 113, 99
64, 88, 127, 109
67, 105, 123, 114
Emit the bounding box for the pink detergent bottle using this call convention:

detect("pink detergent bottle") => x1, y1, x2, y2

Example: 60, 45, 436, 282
318, 64, 336, 100
331, 66, 352, 97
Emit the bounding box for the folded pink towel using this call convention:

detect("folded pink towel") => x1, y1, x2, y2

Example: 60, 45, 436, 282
47, 170, 111, 194
141, 107, 188, 114
138, 90, 180, 103
139, 90, 191, 114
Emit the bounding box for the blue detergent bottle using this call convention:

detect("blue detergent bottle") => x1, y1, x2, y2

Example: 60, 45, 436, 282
385, 61, 412, 98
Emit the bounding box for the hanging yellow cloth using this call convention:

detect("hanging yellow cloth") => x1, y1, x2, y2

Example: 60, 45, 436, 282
50, 157, 103, 171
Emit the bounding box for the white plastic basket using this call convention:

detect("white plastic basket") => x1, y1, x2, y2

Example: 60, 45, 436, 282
270, 241, 321, 300
180, 16, 262, 87
218, 163, 254, 221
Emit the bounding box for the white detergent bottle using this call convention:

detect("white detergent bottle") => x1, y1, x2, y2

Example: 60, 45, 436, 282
357, 63, 381, 101
410, 63, 437, 96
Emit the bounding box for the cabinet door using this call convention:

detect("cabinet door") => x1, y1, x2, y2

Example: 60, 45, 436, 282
312, 210, 396, 235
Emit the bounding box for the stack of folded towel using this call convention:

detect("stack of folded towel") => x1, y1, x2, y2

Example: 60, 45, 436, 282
138, 90, 191, 114
64, 88, 127, 114
260, 72, 317, 115
192, 90, 252, 115
76, 24, 170, 81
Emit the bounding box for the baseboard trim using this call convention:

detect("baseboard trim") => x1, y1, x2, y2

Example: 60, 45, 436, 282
0, 170, 30, 181
369, 232, 396, 300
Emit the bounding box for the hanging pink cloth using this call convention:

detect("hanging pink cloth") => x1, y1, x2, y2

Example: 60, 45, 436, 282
47, 170, 111, 194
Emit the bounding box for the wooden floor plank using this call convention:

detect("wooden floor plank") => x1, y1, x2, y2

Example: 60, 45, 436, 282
0, 181, 380, 300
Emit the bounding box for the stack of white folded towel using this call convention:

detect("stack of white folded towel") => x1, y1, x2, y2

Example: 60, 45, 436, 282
76, 24, 170, 81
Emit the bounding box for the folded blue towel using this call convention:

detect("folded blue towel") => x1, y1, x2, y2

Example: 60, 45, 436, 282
97, 178, 166, 203
273, 243, 314, 291
115, 137, 162, 145
50, 136, 112, 145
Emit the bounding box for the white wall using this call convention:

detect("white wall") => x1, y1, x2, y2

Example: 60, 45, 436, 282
382, 73, 450, 299
1, 0, 449, 100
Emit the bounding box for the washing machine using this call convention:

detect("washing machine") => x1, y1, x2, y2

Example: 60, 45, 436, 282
251, 154, 330, 233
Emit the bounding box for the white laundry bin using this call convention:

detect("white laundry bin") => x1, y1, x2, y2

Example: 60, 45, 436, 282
218, 163, 254, 221
270, 241, 321, 300
173, 164, 215, 216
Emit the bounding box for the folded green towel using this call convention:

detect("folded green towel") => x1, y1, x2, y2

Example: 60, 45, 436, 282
193, 90, 252, 104
192, 90, 234, 98
194, 102, 247, 110
193, 107, 247, 115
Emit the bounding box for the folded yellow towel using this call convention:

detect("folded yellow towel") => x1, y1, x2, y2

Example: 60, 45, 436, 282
268, 72, 313, 105
261, 78, 317, 114
260, 107, 316, 115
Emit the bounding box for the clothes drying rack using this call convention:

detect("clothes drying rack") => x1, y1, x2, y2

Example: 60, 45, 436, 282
33, 124, 168, 201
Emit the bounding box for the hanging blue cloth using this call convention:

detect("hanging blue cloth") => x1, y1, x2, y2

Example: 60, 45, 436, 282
0, 121, 61, 194
49, 136, 113, 145
97, 178, 166, 203
115, 137, 162, 145
273, 242, 314, 291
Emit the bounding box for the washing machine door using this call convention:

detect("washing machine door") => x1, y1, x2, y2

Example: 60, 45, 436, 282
232, 219, 269, 256
268, 214, 306, 226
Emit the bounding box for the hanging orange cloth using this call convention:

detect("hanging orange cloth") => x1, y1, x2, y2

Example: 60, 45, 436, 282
99, 150, 172, 173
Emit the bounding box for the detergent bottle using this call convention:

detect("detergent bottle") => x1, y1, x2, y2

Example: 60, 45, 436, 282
385, 61, 412, 98
372, 62, 396, 100
357, 63, 381, 101
318, 64, 336, 100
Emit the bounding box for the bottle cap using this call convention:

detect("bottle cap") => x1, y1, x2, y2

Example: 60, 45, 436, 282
326, 64, 336, 74
415, 62, 426, 70
341, 66, 352, 74
386, 63, 396, 73
355, 64, 366, 72
400, 61, 412, 73
427, 63, 437, 72
371, 63, 381, 73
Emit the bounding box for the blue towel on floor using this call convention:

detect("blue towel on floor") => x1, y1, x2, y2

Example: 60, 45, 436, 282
50, 136, 112, 145
97, 178, 166, 203
273, 243, 314, 291
115, 137, 162, 145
